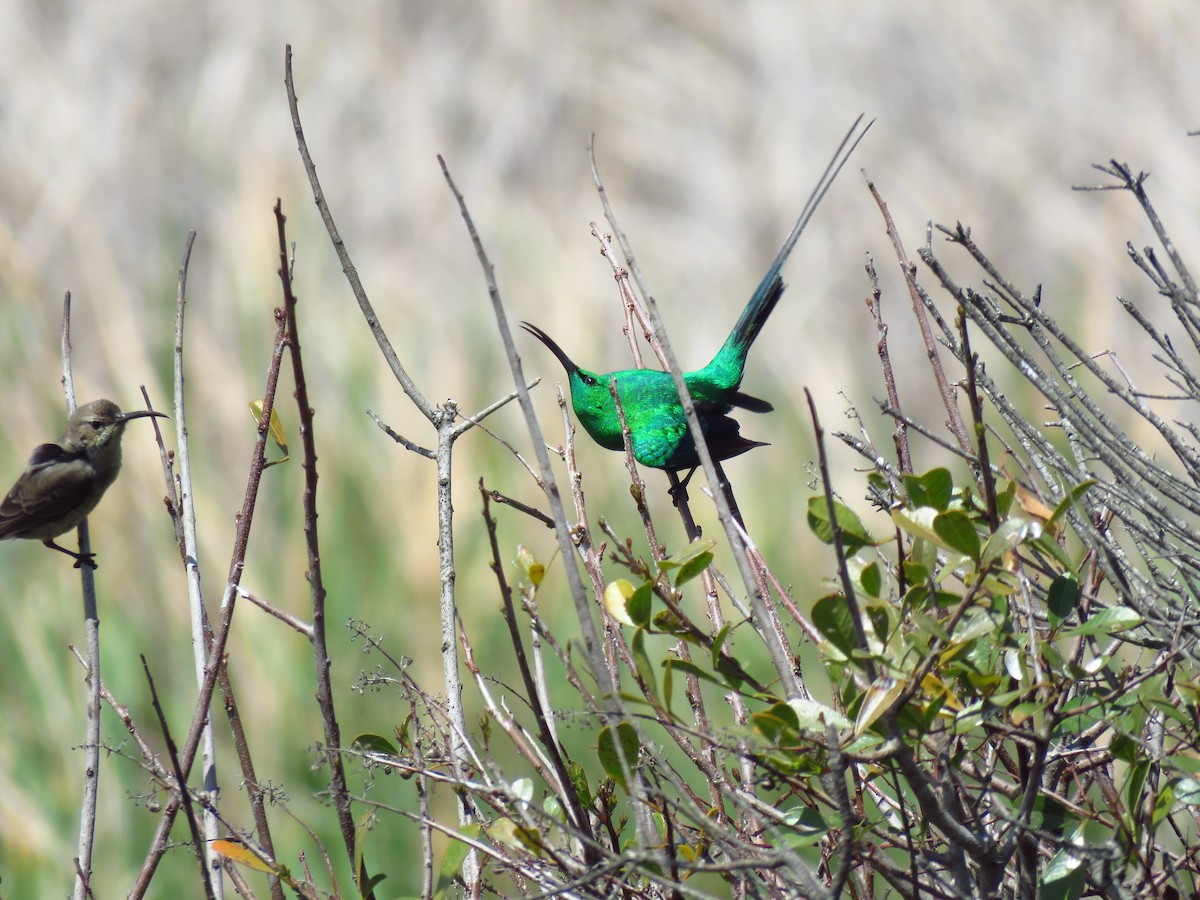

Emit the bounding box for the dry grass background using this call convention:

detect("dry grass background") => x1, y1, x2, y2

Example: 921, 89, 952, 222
0, 1, 1197, 896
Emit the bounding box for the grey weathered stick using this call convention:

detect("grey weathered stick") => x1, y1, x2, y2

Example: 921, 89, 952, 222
64, 292, 99, 900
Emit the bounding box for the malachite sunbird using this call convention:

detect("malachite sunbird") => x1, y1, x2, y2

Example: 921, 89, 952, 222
523, 115, 870, 473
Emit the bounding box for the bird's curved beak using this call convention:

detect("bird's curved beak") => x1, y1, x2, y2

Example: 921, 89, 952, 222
521, 322, 580, 375
117, 409, 170, 423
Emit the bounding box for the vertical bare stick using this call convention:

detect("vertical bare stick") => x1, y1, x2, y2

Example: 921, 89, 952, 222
163, 231, 229, 896
865, 175, 971, 458
274, 200, 362, 893
286, 47, 516, 894
438, 155, 645, 859
65, 293, 100, 900
131, 316, 287, 898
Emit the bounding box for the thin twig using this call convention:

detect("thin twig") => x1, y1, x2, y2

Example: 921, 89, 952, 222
162, 231, 231, 896
63, 294, 101, 900
866, 175, 971, 457
479, 483, 595, 850
131, 310, 287, 898
141, 655, 217, 900
284, 45, 436, 422
438, 150, 646, 859
274, 198, 364, 894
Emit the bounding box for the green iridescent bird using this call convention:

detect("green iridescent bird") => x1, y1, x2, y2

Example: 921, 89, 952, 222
523, 116, 870, 473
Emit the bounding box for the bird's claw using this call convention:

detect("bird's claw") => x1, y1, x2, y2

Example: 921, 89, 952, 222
669, 468, 698, 502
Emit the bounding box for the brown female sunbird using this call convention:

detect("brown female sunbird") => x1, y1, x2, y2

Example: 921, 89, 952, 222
0, 399, 166, 568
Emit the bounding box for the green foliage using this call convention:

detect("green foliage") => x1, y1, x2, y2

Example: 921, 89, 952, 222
323, 165, 1200, 896
807, 495, 875, 553
419, 453, 1198, 896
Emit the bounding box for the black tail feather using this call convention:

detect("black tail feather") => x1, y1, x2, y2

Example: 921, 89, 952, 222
729, 275, 786, 355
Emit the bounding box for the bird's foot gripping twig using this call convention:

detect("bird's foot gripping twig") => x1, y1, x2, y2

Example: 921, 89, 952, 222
669, 467, 698, 501
44, 539, 98, 569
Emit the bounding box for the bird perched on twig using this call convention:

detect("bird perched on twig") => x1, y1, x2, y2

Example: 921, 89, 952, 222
0, 399, 167, 568
522, 115, 870, 475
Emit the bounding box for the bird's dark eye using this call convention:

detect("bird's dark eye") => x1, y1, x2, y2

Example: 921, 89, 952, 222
581, 374, 598, 387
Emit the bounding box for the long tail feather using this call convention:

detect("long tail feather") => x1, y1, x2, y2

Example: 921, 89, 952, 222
727, 114, 874, 356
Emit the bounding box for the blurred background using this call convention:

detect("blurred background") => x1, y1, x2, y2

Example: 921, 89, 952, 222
0, 1, 1197, 896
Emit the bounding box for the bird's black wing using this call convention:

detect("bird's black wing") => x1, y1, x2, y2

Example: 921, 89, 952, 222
683, 402, 768, 468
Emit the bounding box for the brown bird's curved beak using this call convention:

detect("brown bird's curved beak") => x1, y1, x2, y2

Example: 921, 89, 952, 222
117, 409, 170, 423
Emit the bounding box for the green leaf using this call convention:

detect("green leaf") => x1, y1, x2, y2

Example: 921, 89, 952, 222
865, 604, 891, 644
855, 676, 905, 735
788, 697, 853, 733
904, 584, 962, 614
892, 506, 941, 546
350, 733, 399, 758
1046, 480, 1097, 531
904, 468, 953, 511
1152, 782, 1176, 828
773, 806, 830, 847
662, 656, 674, 714
1031, 531, 1074, 571
628, 582, 652, 627
664, 659, 727, 689
567, 759, 592, 807
807, 496, 873, 552
1110, 732, 1138, 764
943, 607, 1000, 648
933, 510, 981, 561
753, 701, 801, 744
657, 538, 716, 572
673, 549, 714, 587
903, 561, 930, 585
1165, 756, 1200, 776
597, 722, 640, 792
603, 579, 652, 627
1046, 572, 1079, 627
1030, 793, 1070, 834
434, 824, 480, 897
994, 479, 1017, 519
860, 561, 882, 598
1040, 829, 1086, 900
362, 872, 389, 895
980, 518, 1030, 569
812, 593, 860, 659
631, 628, 657, 701
1124, 759, 1150, 832
1008, 700, 1046, 729
711, 623, 732, 668
1061, 606, 1143, 637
